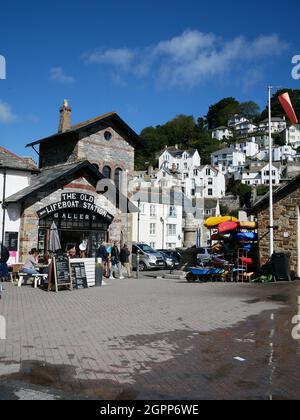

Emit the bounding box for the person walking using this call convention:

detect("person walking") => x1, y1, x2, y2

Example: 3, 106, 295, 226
110, 241, 124, 280
120, 244, 132, 278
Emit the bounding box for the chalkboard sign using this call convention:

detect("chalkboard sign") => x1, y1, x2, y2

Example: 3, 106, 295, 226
70, 261, 88, 290
53, 255, 72, 292
5, 232, 19, 252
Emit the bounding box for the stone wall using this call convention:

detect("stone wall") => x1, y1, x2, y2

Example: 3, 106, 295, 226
39, 127, 135, 176
257, 187, 300, 276
77, 128, 135, 176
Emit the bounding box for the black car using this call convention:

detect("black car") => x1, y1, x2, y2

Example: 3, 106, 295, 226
157, 250, 181, 267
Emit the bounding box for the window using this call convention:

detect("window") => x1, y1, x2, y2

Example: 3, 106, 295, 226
184, 163, 188, 169
169, 206, 177, 217
193, 169, 198, 176
150, 205, 156, 217
206, 169, 211, 176
208, 189, 213, 196
167, 224, 177, 236
166, 243, 176, 249
139, 203, 145, 213
150, 223, 156, 235
208, 178, 213, 186
150, 242, 156, 249
104, 131, 112, 141
184, 173, 189, 179
191, 189, 196, 196
114, 168, 123, 189
102, 166, 112, 179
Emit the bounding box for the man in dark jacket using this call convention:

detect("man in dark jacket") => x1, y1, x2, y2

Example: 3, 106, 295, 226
110, 242, 124, 279
120, 244, 131, 278
96, 243, 108, 261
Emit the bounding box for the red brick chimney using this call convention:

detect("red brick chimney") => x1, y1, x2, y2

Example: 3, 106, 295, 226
58, 99, 72, 132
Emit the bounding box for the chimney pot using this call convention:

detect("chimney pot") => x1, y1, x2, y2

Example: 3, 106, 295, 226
58, 99, 72, 132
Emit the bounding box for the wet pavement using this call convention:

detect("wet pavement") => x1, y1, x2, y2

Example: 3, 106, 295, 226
0, 278, 300, 400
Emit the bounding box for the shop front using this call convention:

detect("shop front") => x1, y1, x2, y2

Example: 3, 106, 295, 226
37, 192, 114, 257
5, 161, 134, 261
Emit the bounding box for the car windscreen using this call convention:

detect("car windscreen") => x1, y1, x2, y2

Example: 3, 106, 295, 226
139, 244, 156, 253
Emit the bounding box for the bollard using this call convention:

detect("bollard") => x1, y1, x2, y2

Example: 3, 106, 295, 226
136, 251, 140, 279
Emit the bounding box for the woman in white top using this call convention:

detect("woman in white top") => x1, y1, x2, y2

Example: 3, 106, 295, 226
23, 248, 39, 275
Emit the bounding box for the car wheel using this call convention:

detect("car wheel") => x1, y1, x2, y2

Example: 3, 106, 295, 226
186, 273, 196, 283
139, 262, 147, 272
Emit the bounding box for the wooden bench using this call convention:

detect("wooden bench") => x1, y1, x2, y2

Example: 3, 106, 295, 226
18, 273, 48, 288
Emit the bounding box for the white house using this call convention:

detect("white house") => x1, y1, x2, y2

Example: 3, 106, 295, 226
157, 148, 225, 199
258, 117, 287, 134
211, 127, 233, 141
159, 147, 201, 173
283, 124, 300, 149
191, 165, 226, 199
132, 188, 184, 250
235, 162, 281, 186
257, 146, 297, 162
233, 122, 258, 138
0, 147, 39, 263
231, 140, 259, 158
228, 115, 249, 128
211, 147, 246, 174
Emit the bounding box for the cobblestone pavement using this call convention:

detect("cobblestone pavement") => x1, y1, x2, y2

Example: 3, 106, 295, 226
0, 276, 300, 400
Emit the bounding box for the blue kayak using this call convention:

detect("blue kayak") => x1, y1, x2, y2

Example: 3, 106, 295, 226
237, 232, 257, 242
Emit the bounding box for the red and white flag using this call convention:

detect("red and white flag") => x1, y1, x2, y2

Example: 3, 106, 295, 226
278, 92, 298, 124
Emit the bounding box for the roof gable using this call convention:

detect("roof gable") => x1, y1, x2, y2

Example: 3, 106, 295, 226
26, 112, 144, 150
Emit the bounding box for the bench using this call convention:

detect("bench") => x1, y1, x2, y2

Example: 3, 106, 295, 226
18, 273, 48, 288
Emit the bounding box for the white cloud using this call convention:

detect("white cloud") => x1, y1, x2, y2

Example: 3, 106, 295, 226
0, 100, 16, 123
86, 48, 135, 70
85, 30, 289, 89
49, 67, 75, 84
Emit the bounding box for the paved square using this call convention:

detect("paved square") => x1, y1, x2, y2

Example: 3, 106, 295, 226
0, 276, 300, 400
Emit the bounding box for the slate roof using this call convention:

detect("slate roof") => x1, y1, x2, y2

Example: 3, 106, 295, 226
25, 112, 144, 150
6, 160, 138, 213
162, 147, 197, 158
0, 146, 39, 172
249, 173, 300, 214
6, 160, 100, 203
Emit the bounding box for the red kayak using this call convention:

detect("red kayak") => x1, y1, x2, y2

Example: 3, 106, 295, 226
240, 257, 253, 265
218, 221, 239, 235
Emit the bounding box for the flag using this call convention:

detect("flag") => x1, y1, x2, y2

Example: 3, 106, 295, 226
278, 92, 298, 124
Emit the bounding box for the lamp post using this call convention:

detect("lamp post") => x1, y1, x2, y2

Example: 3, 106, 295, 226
137, 198, 141, 243
160, 217, 165, 249
0, 165, 7, 254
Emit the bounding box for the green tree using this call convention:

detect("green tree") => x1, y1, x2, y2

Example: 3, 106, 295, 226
205, 97, 240, 129
239, 101, 260, 119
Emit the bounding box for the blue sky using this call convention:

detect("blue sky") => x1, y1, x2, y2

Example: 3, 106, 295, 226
0, 0, 299, 158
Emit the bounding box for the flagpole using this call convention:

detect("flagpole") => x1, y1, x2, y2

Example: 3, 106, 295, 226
268, 85, 274, 257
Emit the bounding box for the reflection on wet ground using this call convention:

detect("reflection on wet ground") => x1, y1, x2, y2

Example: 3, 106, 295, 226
1, 283, 300, 400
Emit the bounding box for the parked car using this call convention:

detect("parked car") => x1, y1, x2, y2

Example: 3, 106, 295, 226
157, 250, 182, 264
131, 243, 166, 271
196, 247, 213, 264
157, 251, 179, 270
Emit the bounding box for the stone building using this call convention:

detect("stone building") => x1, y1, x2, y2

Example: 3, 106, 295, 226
5, 101, 144, 260
250, 174, 300, 278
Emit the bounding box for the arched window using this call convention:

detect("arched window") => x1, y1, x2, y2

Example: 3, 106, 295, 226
114, 168, 123, 189
102, 166, 112, 179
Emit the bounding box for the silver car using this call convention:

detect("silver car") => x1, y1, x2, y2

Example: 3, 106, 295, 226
132, 243, 166, 271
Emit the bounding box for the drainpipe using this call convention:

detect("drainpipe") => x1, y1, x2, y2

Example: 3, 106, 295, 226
1, 166, 7, 253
